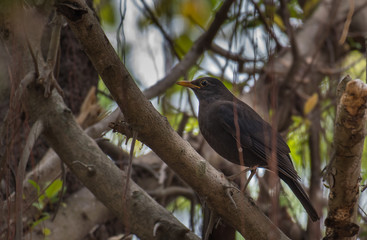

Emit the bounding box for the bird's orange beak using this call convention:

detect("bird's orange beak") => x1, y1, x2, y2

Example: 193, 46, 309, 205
176, 81, 200, 89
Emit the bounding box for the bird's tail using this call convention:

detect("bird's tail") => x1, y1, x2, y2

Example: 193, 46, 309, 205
279, 172, 319, 222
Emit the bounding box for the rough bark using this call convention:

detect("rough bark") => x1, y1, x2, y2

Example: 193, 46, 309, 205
324, 76, 366, 239
22, 85, 200, 240
29, 187, 112, 240
55, 0, 290, 239
0, 2, 199, 239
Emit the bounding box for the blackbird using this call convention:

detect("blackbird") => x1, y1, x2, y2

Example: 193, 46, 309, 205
177, 77, 319, 222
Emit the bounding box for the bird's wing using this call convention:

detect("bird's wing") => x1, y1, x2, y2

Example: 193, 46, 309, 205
215, 101, 299, 179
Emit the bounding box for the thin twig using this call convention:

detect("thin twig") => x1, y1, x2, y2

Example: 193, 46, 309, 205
338, 0, 354, 45
123, 130, 138, 198
318, 55, 365, 75
280, 0, 299, 60
220, 0, 242, 80
204, 211, 219, 240
210, 43, 261, 63
47, 14, 63, 66
250, 0, 282, 50
44, 13, 64, 97
365, 35, 367, 83
279, 0, 301, 88
143, 0, 235, 99
51, 161, 66, 221
116, 0, 127, 61
139, 0, 181, 59
15, 120, 44, 240
26, 37, 39, 77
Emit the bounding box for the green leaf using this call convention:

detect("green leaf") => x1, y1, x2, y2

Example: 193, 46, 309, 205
288, 0, 303, 19
273, 14, 285, 31
28, 179, 40, 195
167, 196, 191, 211
100, 3, 115, 25
45, 179, 63, 200
97, 78, 114, 110
180, 0, 211, 27
42, 227, 51, 236
175, 34, 193, 58
30, 213, 50, 228
245, 18, 263, 29
32, 201, 44, 210
303, 0, 320, 17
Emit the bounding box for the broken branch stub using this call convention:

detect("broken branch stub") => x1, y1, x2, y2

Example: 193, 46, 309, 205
325, 76, 367, 239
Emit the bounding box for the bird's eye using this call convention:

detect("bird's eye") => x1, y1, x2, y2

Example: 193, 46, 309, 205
200, 80, 208, 87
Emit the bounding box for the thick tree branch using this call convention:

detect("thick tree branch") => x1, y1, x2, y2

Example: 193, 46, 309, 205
55, 0, 290, 239
21, 86, 200, 240
324, 76, 366, 239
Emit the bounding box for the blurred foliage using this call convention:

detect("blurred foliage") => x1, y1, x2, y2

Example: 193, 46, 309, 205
93, 0, 116, 25
235, 231, 245, 240
28, 179, 65, 232
287, 116, 310, 169
92, 0, 367, 235
28, 179, 65, 210
167, 196, 191, 211
303, 93, 319, 115
167, 196, 202, 234
302, 0, 320, 18
180, 0, 212, 28
342, 51, 366, 81
97, 79, 115, 111
175, 34, 193, 57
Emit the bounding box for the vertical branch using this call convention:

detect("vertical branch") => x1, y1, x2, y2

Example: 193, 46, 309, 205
365, 35, 367, 83
307, 107, 322, 239
265, 0, 279, 230
15, 120, 44, 240
325, 76, 366, 239
46, 14, 62, 66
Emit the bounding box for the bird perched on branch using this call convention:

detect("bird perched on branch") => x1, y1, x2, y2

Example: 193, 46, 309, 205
177, 77, 319, 222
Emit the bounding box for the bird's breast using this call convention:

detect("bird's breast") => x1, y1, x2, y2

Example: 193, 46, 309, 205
198, 105, 241, 165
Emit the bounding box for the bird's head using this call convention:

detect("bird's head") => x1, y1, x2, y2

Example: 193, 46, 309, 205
176, 77, 233, 102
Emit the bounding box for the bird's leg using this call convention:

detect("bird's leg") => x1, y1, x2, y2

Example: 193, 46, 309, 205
241, 166, 257, 192
222, 166, 258, 208
226, 167, 252, 181
227, 166, 258, 192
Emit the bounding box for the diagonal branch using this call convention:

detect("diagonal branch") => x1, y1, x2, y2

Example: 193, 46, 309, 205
142, 0, 235, 99
249, 0, 282, 50
139, 0, 182, 60
55, 0, 290, 239
22, 84, 200, 240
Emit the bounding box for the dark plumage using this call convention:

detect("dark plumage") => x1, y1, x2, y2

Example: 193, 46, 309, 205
177, 77, 319, 222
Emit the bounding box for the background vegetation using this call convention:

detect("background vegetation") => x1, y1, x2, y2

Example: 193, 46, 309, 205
0, 0, 366, 239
